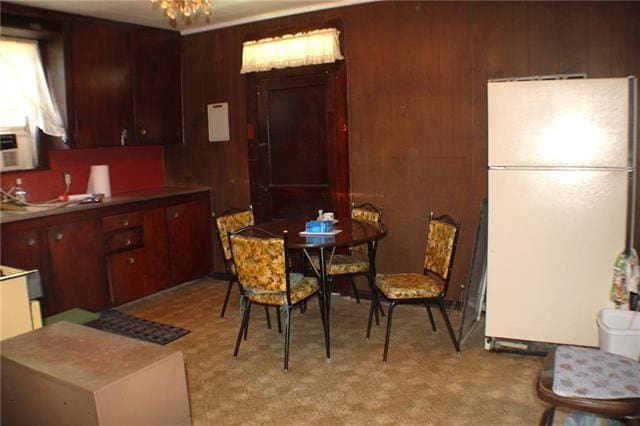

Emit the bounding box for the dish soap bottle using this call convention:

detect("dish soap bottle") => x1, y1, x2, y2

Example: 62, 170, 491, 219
14, 178, 27, 205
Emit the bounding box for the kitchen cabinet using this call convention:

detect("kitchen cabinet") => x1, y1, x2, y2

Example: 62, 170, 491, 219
0, 228, 52, 313
1, 188, 212, 316
1, 6, 182, 148
103, 208, 170, 305
68, 20, 133, 148
47, 220, 110, 313
167, 199, 213, 284
131, 31, 182, 145
66, 19, 181, 148
1, 223, 108, 314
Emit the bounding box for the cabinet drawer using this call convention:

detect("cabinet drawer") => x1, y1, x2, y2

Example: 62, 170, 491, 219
107, 247, 151, 305
102, 212, 143, 233
104, 229, 144, 254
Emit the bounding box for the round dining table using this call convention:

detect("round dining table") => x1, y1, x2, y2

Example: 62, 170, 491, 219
256, 218, 388, 359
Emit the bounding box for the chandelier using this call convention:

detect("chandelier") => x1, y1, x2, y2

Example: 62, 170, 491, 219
150, 0, 211, 20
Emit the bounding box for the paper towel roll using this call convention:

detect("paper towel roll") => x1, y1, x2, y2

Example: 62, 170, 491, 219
86, 165, 111, 197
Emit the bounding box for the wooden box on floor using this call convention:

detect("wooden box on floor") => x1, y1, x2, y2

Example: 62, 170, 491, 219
1, 321, 190, 425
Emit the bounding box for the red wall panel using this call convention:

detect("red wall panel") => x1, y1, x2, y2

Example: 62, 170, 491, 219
2, 146, 164, 202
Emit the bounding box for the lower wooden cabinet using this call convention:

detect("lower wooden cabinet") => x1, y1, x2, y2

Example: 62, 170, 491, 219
105, 207, 171, 305
1, 228, 51, 312
166, 199, 212, 284
47, 220, 110, 313
1, 189, 212, 316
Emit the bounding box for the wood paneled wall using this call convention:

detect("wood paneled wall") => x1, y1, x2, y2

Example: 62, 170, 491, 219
167, 1, 640, 299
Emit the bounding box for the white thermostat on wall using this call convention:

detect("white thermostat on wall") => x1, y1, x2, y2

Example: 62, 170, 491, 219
207, 102, 230, 142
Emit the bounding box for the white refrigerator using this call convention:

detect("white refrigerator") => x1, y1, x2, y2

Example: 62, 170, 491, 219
486, 77, 636, 348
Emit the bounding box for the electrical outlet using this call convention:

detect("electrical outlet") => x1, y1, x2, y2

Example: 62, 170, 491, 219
63, 173, 71, 186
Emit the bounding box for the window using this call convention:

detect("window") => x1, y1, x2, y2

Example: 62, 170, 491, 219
0, 37, 66, 171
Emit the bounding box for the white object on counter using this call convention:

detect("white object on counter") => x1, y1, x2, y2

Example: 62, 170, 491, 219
86, 165, 111, 197
67, 193, 93, 201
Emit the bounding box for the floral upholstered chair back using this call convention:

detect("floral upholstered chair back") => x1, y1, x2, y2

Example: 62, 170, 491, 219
351, 203, 382, 224
424, 213, 459, 281
215, 208, 255, 262
230, 232, 288, 293
350, 203, 383, 258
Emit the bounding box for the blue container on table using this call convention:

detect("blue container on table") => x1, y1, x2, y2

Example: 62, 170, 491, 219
305, 220, 334, 233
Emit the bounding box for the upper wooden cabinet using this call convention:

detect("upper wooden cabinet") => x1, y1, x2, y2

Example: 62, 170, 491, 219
68, 20, 133, 148
131, 31, 182, 145
66, 19, 182, 148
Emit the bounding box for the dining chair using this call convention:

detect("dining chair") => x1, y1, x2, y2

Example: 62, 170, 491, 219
213, 207, 278, 331
536, 346, 640, 425
213, 206, 255, 317
230, 227, 328, 371
368, 212, 461, 362
309, 202, 385, 320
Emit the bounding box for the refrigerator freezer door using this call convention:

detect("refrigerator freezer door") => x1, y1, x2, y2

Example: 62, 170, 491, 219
486, 169, 628, 347
488, 78, 630, 169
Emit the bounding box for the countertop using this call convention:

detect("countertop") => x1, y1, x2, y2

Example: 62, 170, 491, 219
0, 186, 210, 224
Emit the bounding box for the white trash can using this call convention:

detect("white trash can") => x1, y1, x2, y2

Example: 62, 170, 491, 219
597, 309, 640, 362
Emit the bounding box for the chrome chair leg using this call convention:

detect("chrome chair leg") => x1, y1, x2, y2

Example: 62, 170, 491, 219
284, 307, 292, 372
318, 294, 330, 358
220, 277, 235, 317
264, 305, 272, 329
425, 303, 436, 331
383, 301, 397, 362
233, 299, 250, 358
350, 278, 361, 304
276, 308, 282, 333
243, 302, 252, 340
367, 273, 381, 325
366, 294, 376, 339
438, 300, 460, 352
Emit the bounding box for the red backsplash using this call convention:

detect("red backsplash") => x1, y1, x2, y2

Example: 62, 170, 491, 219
1, 146, 165, 202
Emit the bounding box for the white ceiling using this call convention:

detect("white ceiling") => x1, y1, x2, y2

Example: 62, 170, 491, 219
11, 0, 378, 35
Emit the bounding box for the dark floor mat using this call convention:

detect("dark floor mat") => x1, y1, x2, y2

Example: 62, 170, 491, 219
85, 309, 190, 345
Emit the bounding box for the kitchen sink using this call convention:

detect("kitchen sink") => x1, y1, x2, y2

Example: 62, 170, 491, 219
0, 202, 68, 213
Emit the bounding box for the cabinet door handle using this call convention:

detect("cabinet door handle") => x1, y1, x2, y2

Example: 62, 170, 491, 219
127, 257, 135, 265
55, 232, 63, 241
122, 219, 129, 227
26, 237, 36, 246
125, 238, 132, 246
140, 128, 147, 136
173, 211, 179, 219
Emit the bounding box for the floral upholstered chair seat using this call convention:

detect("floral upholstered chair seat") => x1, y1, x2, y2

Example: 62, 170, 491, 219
310, 253, 369, 275
246, 273, 319, 306
376, 273, 444, 299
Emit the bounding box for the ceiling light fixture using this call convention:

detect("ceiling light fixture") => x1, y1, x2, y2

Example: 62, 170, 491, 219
150, 0, 211, 21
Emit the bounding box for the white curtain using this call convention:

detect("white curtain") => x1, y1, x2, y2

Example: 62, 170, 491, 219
0, 37, 67, 163
240, 28, 344, 74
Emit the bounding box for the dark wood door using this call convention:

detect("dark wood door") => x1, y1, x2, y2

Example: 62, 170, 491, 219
166, 199, 213, 284
131, 30, 182, 145
68, 20, 132, 148
248, 65, 350, 222
142, 207, 171, 289
47, 220, 110, 314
